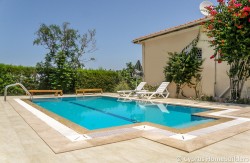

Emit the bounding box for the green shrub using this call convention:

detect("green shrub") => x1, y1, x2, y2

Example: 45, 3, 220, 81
144, 84, 159, 91
199, 95, 215, 102
225, 98, 250, 105
114, 81, 131, 92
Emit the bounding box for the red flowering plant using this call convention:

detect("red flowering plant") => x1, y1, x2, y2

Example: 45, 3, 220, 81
204, 0, 250, 100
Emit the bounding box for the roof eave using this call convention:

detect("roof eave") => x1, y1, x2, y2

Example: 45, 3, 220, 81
133, 17, 212, 44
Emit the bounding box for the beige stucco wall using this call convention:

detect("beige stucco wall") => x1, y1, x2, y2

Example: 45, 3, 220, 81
140, 25, 243, 98
243, 79, 250, 98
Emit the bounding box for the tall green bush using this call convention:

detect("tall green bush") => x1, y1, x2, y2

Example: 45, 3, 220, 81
164, 33, 203, 98
75, 69, 120, 92
0, 64, 39, 95
118, 62, 142, 89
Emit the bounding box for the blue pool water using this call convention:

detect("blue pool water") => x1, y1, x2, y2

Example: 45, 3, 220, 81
32, 96, 215, 130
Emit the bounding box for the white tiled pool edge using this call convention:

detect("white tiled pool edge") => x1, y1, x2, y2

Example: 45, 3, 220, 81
185, 108, 250, 138
14, 98, 91, 142
133, 108, 250, 141
14, 98, 250, 142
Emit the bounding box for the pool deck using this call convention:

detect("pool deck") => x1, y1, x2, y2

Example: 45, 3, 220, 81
1, 94, 250, 162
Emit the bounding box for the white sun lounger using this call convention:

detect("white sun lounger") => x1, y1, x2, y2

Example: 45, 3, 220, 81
136, 82, 170, 100
117, 82, 147, 97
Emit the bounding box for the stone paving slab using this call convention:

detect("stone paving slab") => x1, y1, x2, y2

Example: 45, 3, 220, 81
1, 95, 250, 162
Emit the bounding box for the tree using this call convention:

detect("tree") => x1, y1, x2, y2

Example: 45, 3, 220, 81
164, 34, 203, 98
118, 62, 142, 89
203, 0, 250, 100
34, 22, 96, 92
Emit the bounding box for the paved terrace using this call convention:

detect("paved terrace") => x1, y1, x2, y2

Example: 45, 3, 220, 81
1, 94, 250, 163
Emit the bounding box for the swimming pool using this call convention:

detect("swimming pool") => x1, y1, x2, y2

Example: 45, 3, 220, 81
33, 96, 215, 130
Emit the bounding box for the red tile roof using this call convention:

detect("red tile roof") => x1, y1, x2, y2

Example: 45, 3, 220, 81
133, 17, 211, 44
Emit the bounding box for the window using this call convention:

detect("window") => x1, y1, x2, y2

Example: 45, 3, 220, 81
197, 48, 202, 60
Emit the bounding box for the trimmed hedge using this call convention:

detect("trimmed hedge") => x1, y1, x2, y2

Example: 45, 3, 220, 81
76, 69, 120, 92
0, 63, 120, 95
0, 63, 39, 95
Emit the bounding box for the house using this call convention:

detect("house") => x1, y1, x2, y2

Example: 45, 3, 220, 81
133, 17, 250, 98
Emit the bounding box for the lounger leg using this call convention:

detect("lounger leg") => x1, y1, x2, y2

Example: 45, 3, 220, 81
137, 93, 144, 99
158, 94, 164, 98
165, 92, 169, 98
148, 93, 156, 99
126, 92, 133, 98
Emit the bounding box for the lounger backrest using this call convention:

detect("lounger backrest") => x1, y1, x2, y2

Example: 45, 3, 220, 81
156, 82, 169, 93
135, 82, 146, 91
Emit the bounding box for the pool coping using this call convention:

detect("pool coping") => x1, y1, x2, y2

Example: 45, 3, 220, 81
9, 95, 250, 153
23, 96, 232, 134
